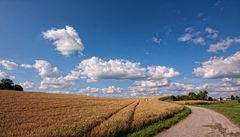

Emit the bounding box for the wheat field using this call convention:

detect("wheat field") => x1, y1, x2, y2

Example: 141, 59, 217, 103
0, 90, 183, 137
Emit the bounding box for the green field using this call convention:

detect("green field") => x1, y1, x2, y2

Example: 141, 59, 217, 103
197, 100, 240, 127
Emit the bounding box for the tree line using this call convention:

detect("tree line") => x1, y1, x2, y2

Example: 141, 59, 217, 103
0, 78, 23, 91
160, 90, 210, 101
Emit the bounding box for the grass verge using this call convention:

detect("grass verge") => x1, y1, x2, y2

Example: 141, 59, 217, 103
196, 100, 240, 127
126, 107, 191, 137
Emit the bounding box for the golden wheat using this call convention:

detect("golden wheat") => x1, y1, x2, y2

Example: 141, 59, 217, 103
0, 90, 183, 137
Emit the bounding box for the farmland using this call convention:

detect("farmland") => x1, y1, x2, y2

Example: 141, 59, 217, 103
0, 90, 184, 137
174, 100, 217, 105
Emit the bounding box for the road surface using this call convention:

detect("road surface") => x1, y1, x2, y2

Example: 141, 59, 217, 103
156, 106, 240, 137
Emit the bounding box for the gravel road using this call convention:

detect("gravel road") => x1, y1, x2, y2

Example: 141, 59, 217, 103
156, 106, 240, 137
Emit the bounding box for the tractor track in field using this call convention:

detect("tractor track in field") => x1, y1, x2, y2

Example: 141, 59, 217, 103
84, 100, 137, 136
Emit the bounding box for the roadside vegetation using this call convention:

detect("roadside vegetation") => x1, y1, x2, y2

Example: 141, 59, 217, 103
127, 107, 191, 137
174, 100, 217, 105
159, 90, 213, 102
197, 100, 240, 127
0, 90, 184, 137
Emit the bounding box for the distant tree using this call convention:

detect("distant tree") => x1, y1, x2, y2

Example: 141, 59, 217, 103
188, 92, 197, 100
198, 90, 208, 100
12, 85, 23, 91
208, 96, 213, 101
231, 95, 235, 100
219, 97, 224, 103
0, 78, 14, 90
0, 78, 24, 91
236, 96, 239, 100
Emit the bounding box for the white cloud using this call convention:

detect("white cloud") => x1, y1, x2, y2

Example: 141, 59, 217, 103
193, 37, 206, 45
194, 51, 240, 79
147, 66, 179, 79
0, 60, 18, 70
0, 70, 15, 79
178, 27, 205, 45
208, 37, 240, 52
79, 86, 123, 96
152, 35, 162, 45
222, 78, 240, 86
42, 26, 84, 56
21, 64, 33, 69
20, 81, 34, 89
39, 77, 74, 90
205, 27, 219, 39
33, 60, 60, 78
133, 79, 169, 88
178, 33, 192, 42
77, 57, 179, 82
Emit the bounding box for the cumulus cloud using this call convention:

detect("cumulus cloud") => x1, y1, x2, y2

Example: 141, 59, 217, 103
208, 37, 240, 52
0, 70, 15, 79
39, 77, 74, 90
76, 57, 179, 82
194, 51, 240, 79
178, 33, 192, 42
205, 27, 219, 39
20, 81, 34, 89
133, 79, 169, 88
178, 27, 206, 45
0, 60, 18, 70
21, 64, 33, 69
22, 60, 77, 90
33, 60, 60, 78
42, 26, 84, 56
193, 37, 206, 45
79, 86, 123, 96
80, 86, 123, 94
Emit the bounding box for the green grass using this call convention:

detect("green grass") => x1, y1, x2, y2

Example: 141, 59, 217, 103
126, 107, 191, 137
197, 100, 240, 127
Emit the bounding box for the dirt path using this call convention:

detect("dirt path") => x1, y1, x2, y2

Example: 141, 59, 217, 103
156, 106, 240, 137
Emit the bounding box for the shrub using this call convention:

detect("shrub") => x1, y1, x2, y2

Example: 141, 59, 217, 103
13, 85, 23, 91
238, 99, 240, 103
0, 78, 23, 91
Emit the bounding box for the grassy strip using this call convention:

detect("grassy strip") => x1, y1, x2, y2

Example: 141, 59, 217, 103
196, 100, 240, 127
126, 107, 191, 137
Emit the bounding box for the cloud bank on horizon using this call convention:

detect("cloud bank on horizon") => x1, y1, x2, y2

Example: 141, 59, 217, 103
0, 0, 240, 97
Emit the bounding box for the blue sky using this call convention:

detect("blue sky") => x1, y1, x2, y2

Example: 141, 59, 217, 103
0, 0, 240, 97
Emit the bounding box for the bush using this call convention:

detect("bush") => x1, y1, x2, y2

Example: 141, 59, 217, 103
238, 99, 240, 103
13, 85, 23, 91
0, 78, 23, 91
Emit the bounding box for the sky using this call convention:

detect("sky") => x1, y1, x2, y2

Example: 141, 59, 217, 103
0, 0, 240, 97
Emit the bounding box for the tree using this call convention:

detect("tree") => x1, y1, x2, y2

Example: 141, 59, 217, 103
208, 96, 213, 101
188, 92, 197, 100
0, 78, 14, 90
231, 95, 235, 100
13, 85, 23, 91
236, 96, 239, 100
198, 90, 208, 100
238, 99, 240, 103
220, 97, 224, 103
0, 78, 23, 91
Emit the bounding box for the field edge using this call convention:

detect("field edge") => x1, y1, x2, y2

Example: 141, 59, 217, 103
195, 101, 240, 127
126, 107, 191, 137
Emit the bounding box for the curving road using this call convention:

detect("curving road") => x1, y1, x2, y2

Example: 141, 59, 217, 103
156, 106, 240, 137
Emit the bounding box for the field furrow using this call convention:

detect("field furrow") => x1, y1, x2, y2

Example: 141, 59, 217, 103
0, 91, 184, 137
